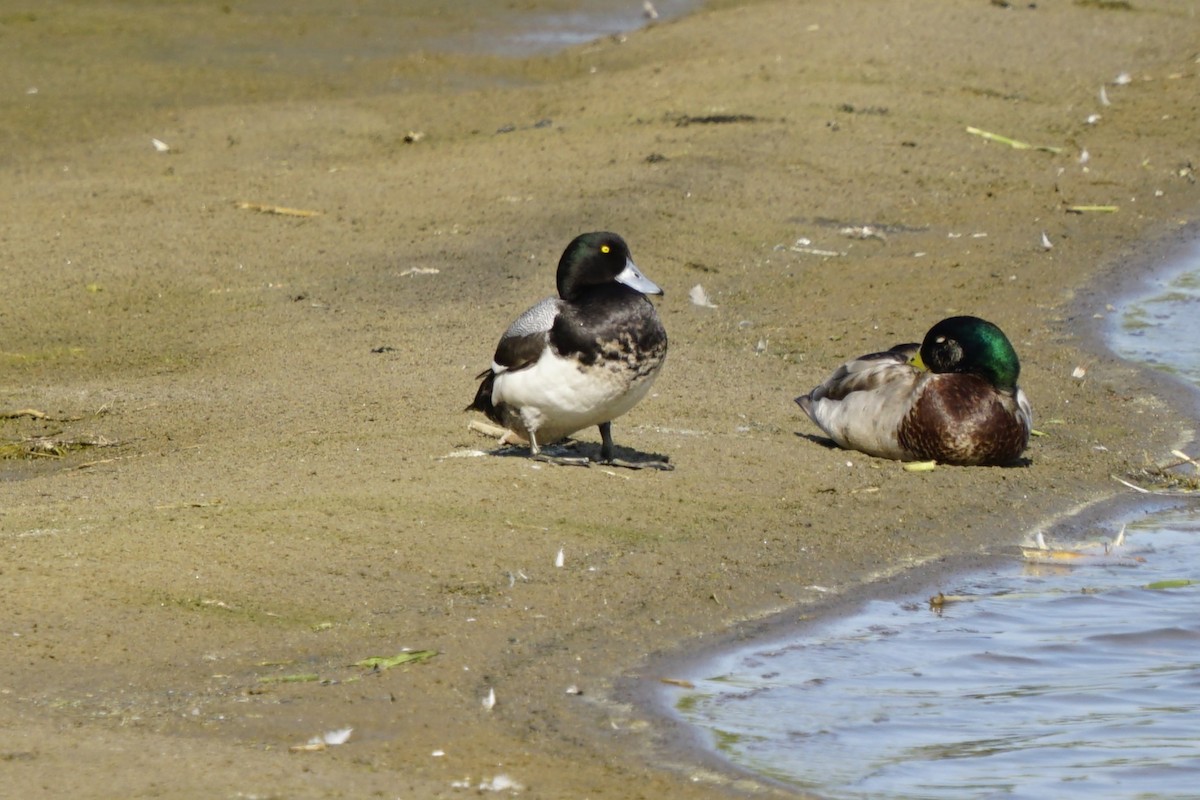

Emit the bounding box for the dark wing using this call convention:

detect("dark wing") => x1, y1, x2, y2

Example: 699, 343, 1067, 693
491, 297, 559, 374
492, 331, 548, 373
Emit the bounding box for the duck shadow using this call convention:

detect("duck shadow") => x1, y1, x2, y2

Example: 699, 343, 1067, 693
488, 439, 673, 470
794, 431, 839, 450
792, 430, 1033, 468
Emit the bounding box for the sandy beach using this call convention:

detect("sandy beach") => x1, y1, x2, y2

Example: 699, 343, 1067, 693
3, 0, 1199, 796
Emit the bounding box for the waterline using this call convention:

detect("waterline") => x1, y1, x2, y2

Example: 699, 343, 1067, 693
666, 241, 1200, 799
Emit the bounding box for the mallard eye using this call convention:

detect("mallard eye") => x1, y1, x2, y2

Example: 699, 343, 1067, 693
600, 245, 611, 254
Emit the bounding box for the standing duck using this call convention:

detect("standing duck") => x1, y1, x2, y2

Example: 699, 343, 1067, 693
468, 232, 670, 469
795, 316, 1032, 466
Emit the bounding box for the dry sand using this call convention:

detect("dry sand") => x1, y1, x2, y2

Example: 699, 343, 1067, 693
3, 0, 1199, 796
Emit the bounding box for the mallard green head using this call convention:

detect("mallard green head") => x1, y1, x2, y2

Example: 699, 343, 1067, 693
918, 316, 1021, 391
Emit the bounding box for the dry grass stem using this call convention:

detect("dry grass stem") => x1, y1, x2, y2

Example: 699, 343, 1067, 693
235, 201, 322, 217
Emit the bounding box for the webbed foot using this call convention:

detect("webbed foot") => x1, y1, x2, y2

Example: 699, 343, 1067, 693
597, 455, 673, 471
531, 451, 593, 468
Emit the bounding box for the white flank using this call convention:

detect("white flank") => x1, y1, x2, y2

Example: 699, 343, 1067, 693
493, 347, 659, 444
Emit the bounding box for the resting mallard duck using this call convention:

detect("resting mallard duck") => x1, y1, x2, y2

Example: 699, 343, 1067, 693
795, 316, 1032, 466
467, 231, 671, 469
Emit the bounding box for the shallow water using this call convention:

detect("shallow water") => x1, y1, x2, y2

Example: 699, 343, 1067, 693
438, 0, 697, 55
0, 0, 697, 158
1113, 245, 1200, 388
168, 0, 696, 64
668, 243, 1200, 799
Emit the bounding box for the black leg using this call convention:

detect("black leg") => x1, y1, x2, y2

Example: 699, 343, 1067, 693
595, 422, 673, 471
599, 422, 616, 462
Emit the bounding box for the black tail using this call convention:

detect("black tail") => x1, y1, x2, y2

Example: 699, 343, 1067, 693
466, 369, 498, 420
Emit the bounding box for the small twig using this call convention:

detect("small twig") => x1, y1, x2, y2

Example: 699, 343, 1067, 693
966, 126, 1063, 154
153, 500, 223, 510
1, 408, 48, 420
1066, 205, 1119, 214
1112, 474, 1198, 496
1170, 449, 1200, 470
1113, 475, 1152, 493
236, 201, 322, 218
74, 457, 121, 470
931, 590, 1050, 607
467, 419, 527, 446
1, 408, 82, 421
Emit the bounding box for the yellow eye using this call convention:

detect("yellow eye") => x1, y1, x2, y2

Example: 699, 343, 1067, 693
600, 245, 611, 254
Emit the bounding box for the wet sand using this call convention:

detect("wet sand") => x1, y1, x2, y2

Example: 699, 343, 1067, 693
3, 1, 1199, 796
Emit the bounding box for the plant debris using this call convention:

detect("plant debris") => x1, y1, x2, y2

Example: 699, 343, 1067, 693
235, 201, 322, 217
1066, 204, 1119, 213
659, 677, 695, 689
672, 113, 759, 127
789, 238, 844, 257
1115, 450, 1200, 495
1144, 579, 1195, 590
966, 125, 1063, 154
1021, 526, 1143, 566
839, 225, 887, 241
2, 408, 52, 420
290, 726, 353, 752
838, 103, 889, 115
354, 649, 438, 671
258, 673, 321, 684
1075, 0, 1133, 9
0, 433, 117, 460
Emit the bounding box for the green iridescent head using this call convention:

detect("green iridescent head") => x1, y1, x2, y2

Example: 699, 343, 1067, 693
918, 316, 1021, 391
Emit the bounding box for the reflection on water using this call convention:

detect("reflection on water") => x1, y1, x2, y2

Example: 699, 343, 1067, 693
173, 0, 696, 64
438, 1, 697, 55
669, 245, 1200, 799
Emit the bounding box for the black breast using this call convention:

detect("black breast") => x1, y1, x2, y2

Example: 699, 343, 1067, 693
549, 285, 667, 367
